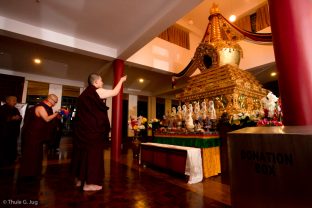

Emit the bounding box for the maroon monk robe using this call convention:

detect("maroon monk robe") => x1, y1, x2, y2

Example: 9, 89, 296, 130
72, 85, 110, 185
19, 102, 55, 177
0, 104, 21, 166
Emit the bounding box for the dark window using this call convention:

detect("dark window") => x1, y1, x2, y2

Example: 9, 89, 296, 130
137, 101, 147, 118
172, 99, 180, 109
250, 13, 257, 33
26, 95, 46, 106
0, 74, 24, 102
263, 80, 279, 97
156, 97, 165, 119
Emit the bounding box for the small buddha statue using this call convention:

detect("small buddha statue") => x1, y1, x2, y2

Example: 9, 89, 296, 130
185, 107, 194, 131
193, 102, 200, 121
177, 106, 182, 120
201, 101, 207, 120
208, 100, 216, 120
182, 104, 187, 121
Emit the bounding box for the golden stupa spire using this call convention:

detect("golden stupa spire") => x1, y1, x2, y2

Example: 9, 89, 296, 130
209, 3, 222, 42
210, 3, 220, 15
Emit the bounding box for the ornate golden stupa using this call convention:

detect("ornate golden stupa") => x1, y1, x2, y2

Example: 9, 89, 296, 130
174, 4, 272, 117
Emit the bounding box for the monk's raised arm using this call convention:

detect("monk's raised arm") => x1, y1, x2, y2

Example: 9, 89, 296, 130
96, 75, 127, 99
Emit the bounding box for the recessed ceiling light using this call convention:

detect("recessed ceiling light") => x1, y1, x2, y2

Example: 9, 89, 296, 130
139, 78, 144, 83
270, 72, 277, 77
229, 15, 236, 22
33, 58, 41, 64
187, 19, 194, 25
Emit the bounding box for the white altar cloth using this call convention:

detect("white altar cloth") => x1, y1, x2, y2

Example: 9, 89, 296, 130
140, 142, 203, 184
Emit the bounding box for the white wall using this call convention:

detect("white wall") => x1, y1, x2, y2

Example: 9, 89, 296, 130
48, 84, 62, 111
128, 94, 138, 137
21, 80, 28, 103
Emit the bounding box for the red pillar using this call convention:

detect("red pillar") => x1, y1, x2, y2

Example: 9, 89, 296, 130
111, 59, 124, 161
268, 0, 312, 125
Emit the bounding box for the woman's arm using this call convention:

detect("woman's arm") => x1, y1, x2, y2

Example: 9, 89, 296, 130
96, 75, 127, 99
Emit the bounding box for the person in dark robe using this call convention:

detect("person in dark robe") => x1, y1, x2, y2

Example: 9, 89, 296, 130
46, 114, 63, 154
72, 73, 127, 191
19, 94, 60, 178
0, 96, 22, 167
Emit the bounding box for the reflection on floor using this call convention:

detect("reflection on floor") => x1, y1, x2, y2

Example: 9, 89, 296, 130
0, 137, 231, 208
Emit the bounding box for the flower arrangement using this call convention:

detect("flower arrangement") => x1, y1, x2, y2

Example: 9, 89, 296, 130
129, 115, 148, 158
229, 112, 258, 128
148, 118, 160, 130
59, 107, 70, 119
129, 115, 148, 134
257, 92, 283, 126
227, 92, 283, 128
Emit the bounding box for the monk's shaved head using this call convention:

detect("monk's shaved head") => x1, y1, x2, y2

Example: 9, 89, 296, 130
88, 73, 101, 86
5, 96, 17, 107
47, 94, 58, 104
88, 73, 103, 88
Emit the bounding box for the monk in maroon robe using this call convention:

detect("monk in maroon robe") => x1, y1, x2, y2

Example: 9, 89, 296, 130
0, 96, 22, 166
19, 94, 60, 178
72, 73, 126, 191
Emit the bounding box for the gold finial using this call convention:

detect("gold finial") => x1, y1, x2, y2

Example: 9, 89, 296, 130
210, 3, 220, 15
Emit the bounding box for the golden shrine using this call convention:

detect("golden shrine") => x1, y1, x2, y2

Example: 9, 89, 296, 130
174, 4, 271, 117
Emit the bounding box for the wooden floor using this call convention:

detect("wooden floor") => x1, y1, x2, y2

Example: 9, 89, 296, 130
0, 137, 231, 208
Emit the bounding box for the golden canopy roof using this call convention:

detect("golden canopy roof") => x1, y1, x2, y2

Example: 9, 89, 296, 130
172, 4, 272, 81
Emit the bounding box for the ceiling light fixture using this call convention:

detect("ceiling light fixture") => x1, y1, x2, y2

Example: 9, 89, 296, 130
139, 78, 144, 83
229, 15, 236, 22
33, 58, 41, 64
187, 19, 194, 25
229, 0, 236, 23
270, 72, 277, 77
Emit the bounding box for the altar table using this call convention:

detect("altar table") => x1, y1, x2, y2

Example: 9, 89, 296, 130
140, 142, 203, 184
153, 132, 221, 178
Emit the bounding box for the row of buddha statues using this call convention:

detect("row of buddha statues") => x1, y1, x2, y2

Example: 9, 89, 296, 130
163, 100, 217, 132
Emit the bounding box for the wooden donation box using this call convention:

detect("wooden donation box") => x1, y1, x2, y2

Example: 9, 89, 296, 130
228, 126, 312, 208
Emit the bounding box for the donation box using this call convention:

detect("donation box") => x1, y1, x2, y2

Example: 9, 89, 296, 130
228, 126, 312, 208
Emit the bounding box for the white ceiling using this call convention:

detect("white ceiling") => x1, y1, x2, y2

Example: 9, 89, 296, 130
0, 0, 270, 96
